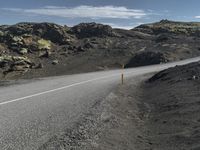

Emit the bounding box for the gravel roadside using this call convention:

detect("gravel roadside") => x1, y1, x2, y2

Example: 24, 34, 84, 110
39, 74, 152, 150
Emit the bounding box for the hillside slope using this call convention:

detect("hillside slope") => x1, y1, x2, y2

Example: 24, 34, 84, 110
142, 61, 200, 150
1, 20, 200, 79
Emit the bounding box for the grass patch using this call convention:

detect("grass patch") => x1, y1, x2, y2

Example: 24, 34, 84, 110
37, 39, 51, 50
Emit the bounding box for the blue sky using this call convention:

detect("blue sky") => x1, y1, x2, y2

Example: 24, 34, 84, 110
1, 0, 200, 29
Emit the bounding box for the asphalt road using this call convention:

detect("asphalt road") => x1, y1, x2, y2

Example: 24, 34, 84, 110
0, 57, 200, 150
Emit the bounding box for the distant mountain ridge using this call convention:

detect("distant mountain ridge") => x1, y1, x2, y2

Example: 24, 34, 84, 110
134, 19, 200, 35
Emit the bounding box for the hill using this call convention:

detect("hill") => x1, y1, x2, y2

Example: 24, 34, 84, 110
1, 20, 200, 79
141, 61, 200, 150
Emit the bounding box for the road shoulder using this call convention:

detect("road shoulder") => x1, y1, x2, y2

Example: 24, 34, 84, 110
39, 74, 152, 150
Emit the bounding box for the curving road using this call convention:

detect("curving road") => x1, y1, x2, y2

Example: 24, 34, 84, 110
0, 57, 200, 150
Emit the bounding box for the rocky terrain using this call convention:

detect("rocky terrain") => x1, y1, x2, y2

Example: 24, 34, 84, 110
1, 20, 200, 79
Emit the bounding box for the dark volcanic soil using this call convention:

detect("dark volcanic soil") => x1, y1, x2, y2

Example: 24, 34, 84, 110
142, 61, 200, 150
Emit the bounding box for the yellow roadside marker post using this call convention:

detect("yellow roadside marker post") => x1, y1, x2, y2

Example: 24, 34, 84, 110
121, 64, 124, 85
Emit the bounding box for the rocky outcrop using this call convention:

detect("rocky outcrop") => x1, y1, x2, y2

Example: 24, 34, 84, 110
31, 23, 72, 44
2, 23, 73, 45
0, 55, 33, 73
71, 22, 116, 38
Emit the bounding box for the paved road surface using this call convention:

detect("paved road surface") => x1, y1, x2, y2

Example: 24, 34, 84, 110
0, 57, 200, 150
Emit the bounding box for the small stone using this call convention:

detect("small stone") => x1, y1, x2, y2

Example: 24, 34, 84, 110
192, 75, 198, 80
12, 36, 23, 42
77, 46, 84, 52
52, 60, 59, 65
193, 76, 196, 80
11, 65, 27, 71
39, 50, 51, 58
35, 63, 43, 69
19, 48, 28, 55
83, 42, 93, 49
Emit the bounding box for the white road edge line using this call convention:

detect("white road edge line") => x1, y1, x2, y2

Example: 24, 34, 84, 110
0, 73, 123, 106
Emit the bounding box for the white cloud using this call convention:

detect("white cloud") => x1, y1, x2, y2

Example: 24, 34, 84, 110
2, 5, 147, 19
104, 23, 134, 29
104, 22, 144, 29
195, 16, 200, 19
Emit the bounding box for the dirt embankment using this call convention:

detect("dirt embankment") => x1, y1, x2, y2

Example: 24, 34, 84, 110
142, 61, 200, 150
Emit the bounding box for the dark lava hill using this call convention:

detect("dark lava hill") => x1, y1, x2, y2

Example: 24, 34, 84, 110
1, 20, 200, 79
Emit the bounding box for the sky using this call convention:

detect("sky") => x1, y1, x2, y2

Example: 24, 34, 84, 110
1, 0, 200, 29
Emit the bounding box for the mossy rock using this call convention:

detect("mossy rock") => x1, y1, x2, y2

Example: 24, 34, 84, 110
37, 39, 51, 50
12, 36, 23, 42
0, 55, 31, 64
0, 56, 13, 62
19, 48, 28, 55
22, 37, 33, 46
22, 34, 32, 38
0, 44, 6, 51
12, 56, 31, 64
0, 31, 4, 37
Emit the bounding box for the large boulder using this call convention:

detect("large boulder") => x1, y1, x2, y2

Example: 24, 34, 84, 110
125, 51, 168, 68
6, 23, 33, 35
32, 23, 71, 44
18, 48, 28, 55
0, 55, 33, 73
4, 23, 72, 44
